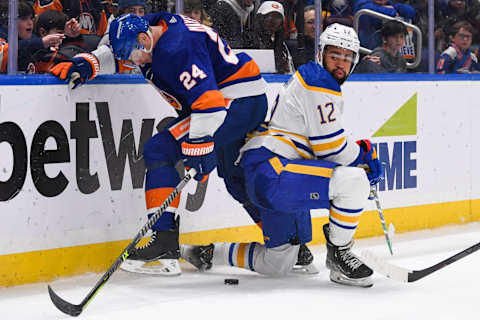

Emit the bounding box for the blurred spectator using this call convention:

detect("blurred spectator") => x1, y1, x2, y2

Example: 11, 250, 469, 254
323, 0, 354, 26
355, 19, 407, 73
353, 0, 415, 50
33, 0, 108, 37
436, 20, 480, 73
0, 1, 65, 72
118, 0, 146, 15
209, 0, 256, 48
250, 1, 294, 73
97, 0, 147, 45
102, 0, 119, 17
286, 5, 316, 68
278, 0, 297, 40
184, 0, 212, 25
0, 38, 7, 73
29, 10, 101, 73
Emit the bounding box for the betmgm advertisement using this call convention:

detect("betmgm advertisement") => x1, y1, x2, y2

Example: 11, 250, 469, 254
0, 77, 479, 286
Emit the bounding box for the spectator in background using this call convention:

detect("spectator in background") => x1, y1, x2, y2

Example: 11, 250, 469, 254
250, 1, 294, 73
29, 10, 98, 73
287, 5, 316, 68
355, 19, 407, 73
323, 0, 354, 26
98, 0, 147, 45
184, 0, 212, 25
278, 0, 297, 40
209, 0, 256, 48
118, 0, 146, 15
0, 1, 65, 72
33, 0, 108, 38
102, 0, 119, 18
353, 0, 415, 50
436, 20, 480, 73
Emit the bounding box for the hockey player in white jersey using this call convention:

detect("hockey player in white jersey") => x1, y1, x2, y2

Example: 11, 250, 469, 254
182, 23, 383, 287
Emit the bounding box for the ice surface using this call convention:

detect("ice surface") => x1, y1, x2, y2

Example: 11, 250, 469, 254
2, 223, 479, 320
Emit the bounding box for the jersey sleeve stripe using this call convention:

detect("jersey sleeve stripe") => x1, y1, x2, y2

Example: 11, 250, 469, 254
217, 60, 261, 86
311, 137, 346, 152
257, 128, 309, 143
168, 117, 190, 140
191, 106, 226, 114
191, 90, 226, 111
296, 71, 342, 96
316, 141, 348, 159
272, 136, 314, 159
309, 129, 345, 140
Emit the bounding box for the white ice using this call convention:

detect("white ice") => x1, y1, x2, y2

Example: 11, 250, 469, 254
2, 223, 479, 320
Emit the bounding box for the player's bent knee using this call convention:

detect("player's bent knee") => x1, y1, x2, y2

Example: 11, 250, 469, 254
329, 166, 370, 204
253, 243, 299, 276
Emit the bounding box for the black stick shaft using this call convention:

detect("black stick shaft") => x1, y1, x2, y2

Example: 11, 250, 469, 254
48, 168, 196, 316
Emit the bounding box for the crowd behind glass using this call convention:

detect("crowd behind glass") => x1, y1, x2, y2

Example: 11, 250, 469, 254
1, 0, 479, 75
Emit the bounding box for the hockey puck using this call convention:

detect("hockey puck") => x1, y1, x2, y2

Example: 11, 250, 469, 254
224, 278, 239, 285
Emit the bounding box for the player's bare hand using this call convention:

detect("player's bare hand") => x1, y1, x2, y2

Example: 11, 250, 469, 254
64, 18, 81, 38
42, 33, 65, 49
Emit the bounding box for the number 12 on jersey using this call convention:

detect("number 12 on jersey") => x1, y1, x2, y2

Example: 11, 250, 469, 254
317, 103, 336, 124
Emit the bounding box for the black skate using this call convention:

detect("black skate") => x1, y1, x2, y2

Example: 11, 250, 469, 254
323, 223, 373, 287
181, 244, 214, 271
120, 220, 181, 276
291, 244, 319, 274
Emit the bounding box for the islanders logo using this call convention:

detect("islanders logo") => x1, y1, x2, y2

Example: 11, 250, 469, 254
159, 90, 183, 111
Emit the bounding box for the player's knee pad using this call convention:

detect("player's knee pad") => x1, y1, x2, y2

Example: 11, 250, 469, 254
329, 166, 370, 209
252, 243, 299, 276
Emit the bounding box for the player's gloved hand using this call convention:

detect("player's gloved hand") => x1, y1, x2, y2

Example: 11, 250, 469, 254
355, 139, 384, 185
181, 136, 217, 182
50, 53, 99, 89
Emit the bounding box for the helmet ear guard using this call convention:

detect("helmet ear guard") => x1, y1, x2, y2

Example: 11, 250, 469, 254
317, 23, 360, 74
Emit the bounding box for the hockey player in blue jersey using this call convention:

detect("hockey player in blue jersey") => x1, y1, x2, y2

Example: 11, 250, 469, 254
49, 12, 316, 275
182, 24, 384, 287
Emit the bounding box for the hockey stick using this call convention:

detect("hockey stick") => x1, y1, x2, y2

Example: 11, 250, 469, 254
362, 241, 480, 283
47, 168, 197, 317
369, 186, 394, 255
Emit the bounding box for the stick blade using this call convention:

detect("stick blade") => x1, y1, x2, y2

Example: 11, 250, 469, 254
361, 250, 411, 283
48, 285, 83, 317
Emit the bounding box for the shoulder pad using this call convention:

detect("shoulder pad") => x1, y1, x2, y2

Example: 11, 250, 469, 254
296, 62, 341, 95
442, 47, 457, 59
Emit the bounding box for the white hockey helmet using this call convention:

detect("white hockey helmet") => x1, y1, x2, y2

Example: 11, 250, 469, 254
318, 23, 360, 74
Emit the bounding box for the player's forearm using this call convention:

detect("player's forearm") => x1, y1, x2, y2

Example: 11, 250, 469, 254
91, 44, 117, 75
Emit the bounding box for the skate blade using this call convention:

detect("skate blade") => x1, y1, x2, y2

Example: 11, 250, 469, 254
291, 263, 320, 275
330, 271, 373, 288
120, 259, 182, 276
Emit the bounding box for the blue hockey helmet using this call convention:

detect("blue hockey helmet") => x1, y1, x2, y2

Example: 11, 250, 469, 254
109, 14, 150, 60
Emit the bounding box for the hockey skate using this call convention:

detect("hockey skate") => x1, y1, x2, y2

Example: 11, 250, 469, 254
181, 244, 214, 271
323, 223, 373, 287
120, 220, 181, 276
291, 244, 319, 274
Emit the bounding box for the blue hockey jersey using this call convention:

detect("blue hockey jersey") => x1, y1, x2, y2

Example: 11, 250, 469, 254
140, 12, 266, 140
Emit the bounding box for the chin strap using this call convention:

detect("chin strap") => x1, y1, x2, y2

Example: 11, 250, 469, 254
141, 30, 154, 54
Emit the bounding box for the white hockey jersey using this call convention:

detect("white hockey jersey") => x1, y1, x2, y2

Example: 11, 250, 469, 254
241, 61, 360, 165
